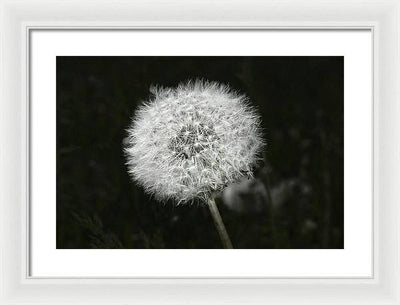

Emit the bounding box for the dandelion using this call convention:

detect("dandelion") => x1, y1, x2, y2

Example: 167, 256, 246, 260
124, 79, 265, 248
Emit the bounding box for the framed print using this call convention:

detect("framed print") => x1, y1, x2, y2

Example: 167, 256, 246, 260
1, 0, 400, 304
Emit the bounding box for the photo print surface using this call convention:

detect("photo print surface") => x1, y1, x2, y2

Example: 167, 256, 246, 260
56, 56, 344, 249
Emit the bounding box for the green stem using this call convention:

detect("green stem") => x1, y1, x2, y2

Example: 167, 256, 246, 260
207, 197, 233, 249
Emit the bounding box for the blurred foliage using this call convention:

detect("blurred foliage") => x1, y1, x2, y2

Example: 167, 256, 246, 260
56, 56, 343, 249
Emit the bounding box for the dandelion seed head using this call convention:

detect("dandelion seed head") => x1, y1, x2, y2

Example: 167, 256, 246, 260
124, 79, 265, 204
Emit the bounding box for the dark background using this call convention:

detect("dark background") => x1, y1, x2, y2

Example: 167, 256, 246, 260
56, 56, 344, 249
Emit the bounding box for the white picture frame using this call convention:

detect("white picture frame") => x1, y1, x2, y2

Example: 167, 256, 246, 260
1, 0, 399, 304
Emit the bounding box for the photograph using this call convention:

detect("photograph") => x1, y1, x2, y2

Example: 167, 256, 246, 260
56, 56, 344, 249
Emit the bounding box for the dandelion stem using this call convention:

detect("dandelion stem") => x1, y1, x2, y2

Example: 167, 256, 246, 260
207, 197, 233, 249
